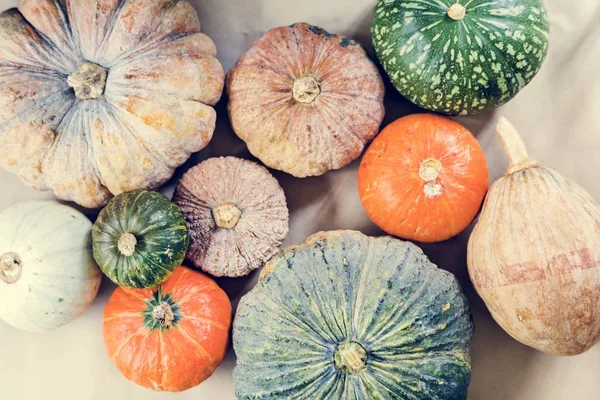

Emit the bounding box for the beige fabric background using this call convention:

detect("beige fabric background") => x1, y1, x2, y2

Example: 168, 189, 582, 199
1, 0, 599, 399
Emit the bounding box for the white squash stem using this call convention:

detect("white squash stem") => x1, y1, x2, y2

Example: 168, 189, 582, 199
448, 3, 467, 21
117, 233, 137, 257
212, 203, 243, 229
293, 76, 321, 104
496, 117, 540, 175
0, 252, 22, 284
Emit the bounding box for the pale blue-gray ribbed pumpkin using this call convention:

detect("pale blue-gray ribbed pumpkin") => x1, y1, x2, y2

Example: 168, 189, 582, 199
233, 230, 473, 399
372, 0, 549, 115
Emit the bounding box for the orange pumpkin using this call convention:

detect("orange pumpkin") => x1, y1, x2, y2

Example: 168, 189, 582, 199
358, 114, 489, 243
102, 266, 231, 392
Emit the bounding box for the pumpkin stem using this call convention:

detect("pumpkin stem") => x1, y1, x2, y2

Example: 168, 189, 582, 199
152, 302, 175, 329
419, 158, 442, 182
68, 62, 108, 100
212, 203, 243, 229
496, 117, 540, 175
448, 3, 467, 21
293, 76, 321, 104
419, 158, 443, 198
334, 341, 368, 374
0, 252, 22, 284
117, 233, 137, 257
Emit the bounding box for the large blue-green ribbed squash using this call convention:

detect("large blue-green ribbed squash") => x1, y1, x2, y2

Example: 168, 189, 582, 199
372, 0, 549, 115
233, 230, 473, 399
92, 190, 189, 289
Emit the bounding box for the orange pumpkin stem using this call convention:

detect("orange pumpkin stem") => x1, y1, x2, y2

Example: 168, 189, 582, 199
496, 117, 540, 175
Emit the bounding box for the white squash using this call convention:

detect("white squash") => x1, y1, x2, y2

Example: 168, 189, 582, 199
0, 201, 101, 331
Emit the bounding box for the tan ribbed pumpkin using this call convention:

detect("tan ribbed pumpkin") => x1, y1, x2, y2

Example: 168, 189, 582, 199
0, 0, 224, 208
227, 23, 385, 178
468, 117, 600, 356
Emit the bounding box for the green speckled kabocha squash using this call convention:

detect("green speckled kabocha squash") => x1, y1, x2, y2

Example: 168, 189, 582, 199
234, 231, 473, 399
92, 190, 189, 288
0, 0, 224, 208
372, 0, 549, 115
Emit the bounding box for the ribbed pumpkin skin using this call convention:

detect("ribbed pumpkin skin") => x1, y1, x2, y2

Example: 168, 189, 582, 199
92, 190, 189, 288
468, 167, 600, 356
173, 157, 289, 278
0, 201, 101, 331
103, 266, 232, 392
372, 0, 549, 115
0, 0, 224, 208
358, 114, 489, 243
234, 230, 473, 399
227, 23, 385, 177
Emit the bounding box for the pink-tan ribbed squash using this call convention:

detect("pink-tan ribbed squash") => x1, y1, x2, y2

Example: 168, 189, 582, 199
173, 157, 289, 278
468, 117, 600, 356
227, 23, 385, 178
0, 0, 224, 208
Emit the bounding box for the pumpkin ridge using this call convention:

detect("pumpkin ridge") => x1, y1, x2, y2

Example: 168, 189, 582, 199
316, 99, 366, 145
240, 96, 292, 134
8, 9, 77, 73
103, 312, 142, 322
100, 105, 175, 189
92, 0, 129, 62
242, 49, 291, 78
176, 324, 217, 365
173, 284, 212, 306
302, 245, 348, 341
0, 83, 73, 126
134, 251, 176, 284
249, 289, 330, 346
358, 372, 398, 399
104, 25, 199, 69
359, 251, 425, 343
111, 326, 147, 361
180, 315, 229, 331
39, 0, 79, 54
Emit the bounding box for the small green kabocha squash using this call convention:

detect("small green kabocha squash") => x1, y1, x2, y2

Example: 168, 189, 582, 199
234, 230, 473, 399
372, 0, 549, 115
92, 190, 189, 288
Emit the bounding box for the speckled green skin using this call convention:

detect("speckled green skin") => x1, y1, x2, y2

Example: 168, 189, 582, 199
92, 190, 189, 288
233, 230, 473, 399
372, 0, 549, 115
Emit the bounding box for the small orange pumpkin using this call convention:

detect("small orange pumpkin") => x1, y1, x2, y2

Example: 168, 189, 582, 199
358, 114, 489, 243
102, 266, 231, 392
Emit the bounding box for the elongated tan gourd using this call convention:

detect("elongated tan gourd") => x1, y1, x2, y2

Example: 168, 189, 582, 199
468, 117, 600, 356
